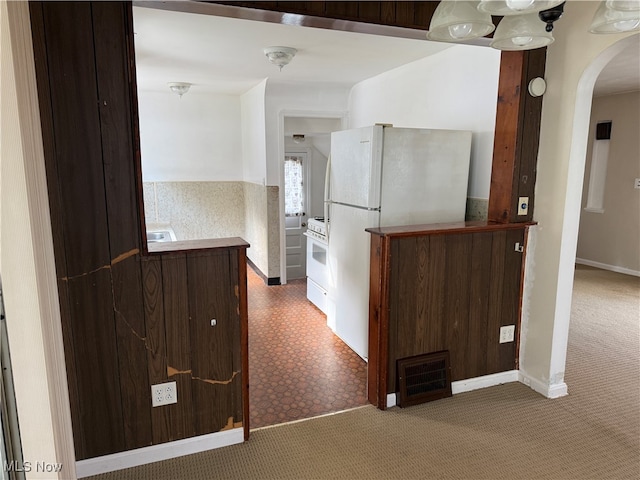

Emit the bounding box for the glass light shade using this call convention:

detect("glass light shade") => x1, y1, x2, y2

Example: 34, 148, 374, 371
478, 0, 564, 15
264, 46, 297, 70
590, 2, 640, 32
167, 82, 191, 97
606, 0, 640, 11
491, 13, 554, 50
427, 1, 495, 42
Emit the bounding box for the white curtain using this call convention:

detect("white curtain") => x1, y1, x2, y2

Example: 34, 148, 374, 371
284, 155, 304, 217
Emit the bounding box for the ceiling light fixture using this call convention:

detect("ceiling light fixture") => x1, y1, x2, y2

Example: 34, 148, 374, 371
427, 1, 495, 42
590, 1, 640, 33
168, 82, 191, 97
425, 1, 639, 51
477, 0, 564, 15
491, 12, 555, 49
292, 134, 305, 144
264, 46, 297, 71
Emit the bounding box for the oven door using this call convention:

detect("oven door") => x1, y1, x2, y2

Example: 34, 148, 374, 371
304, 233, 330, 314
304, 234, 329, 290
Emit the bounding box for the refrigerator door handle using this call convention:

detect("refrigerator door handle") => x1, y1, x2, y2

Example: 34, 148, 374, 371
324, 154, 331, 239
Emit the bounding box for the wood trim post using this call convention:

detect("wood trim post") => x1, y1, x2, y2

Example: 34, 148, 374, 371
489, 49, 546, 223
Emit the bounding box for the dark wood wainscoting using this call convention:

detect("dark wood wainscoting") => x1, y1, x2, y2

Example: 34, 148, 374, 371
30, 1, 248, 460
367, 222, 531, 409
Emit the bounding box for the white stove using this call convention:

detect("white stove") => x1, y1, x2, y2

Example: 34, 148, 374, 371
306, 217, 327, 243
303, 217, 329, 314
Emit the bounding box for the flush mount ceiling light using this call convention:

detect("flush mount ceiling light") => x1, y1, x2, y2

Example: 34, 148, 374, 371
427, 1, 495, 42
590, 1, 640, 33
491, 12, 555, 50
168, 82, 191, 97
292, 134, 305, 144
264, 46, 297, 71
477, 0, 565, 15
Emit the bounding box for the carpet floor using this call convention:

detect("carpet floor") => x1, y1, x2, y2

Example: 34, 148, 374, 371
87, 265, 640, 480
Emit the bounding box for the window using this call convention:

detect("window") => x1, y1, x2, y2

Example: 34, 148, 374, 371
284, 155, 304, 217
585, 121, 612, 213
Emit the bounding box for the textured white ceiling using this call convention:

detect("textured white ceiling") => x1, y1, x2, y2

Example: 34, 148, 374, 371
132, 6, 453, 96
594, 37, 640, 97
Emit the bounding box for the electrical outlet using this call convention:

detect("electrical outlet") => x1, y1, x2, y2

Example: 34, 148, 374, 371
499, 325, 515, 344
634, 178, 640, 189
517, 197, 529, 216
151, 381, 177, 407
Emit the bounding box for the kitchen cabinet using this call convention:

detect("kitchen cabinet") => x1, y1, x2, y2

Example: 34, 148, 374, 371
366, 221, 532, 409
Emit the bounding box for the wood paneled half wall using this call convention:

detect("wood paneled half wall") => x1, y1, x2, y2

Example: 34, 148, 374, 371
29, 1, 248, 460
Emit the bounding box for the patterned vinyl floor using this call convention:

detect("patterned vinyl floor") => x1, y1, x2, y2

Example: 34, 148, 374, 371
247, 267, 368, 429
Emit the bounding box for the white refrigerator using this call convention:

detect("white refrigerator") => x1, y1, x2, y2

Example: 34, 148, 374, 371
325, 125, 472, 360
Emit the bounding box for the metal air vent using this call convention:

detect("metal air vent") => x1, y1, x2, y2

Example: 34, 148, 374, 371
397, 351, 452, 408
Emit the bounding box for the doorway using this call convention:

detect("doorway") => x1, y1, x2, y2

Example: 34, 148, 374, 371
284, 151, 309, 280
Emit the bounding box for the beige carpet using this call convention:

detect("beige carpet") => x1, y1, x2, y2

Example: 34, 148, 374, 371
87, 265, 639, 480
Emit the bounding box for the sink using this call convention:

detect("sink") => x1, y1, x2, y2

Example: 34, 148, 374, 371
147, 230, 174, 243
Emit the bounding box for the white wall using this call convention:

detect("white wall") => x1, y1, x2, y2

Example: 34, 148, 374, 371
241, 80, 268, 185
577, 91, 640, 275
348, 44, 501, 200
519, 1, 638, 397
138, 90, 242, 182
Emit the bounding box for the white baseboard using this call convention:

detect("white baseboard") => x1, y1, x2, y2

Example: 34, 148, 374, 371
386, 370, 520, 408
519, 371, 568, 399
76, 428, 244, 478
575, 258, 640, 277
451, 370, 519, 394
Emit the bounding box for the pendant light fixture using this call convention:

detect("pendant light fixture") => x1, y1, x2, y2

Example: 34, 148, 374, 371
590, 1, 640, 33
491, 12, 555, 50
606, 0, 640, 11
477, 0, 565, 15
427, 1, 495, 42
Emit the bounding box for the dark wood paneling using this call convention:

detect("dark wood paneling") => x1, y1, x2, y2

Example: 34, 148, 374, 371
425, 235, 446, 354
94, 2, 151, 450
112, 257, 153, 450
228, 250, 243, 428
93, 1, 141, 255
68, 270, 124, 457
216, 1, 442, 29
55, 279, 85, 459
236, 250, 250, 439
443, 235, 472, 381
161, 255, 196, 441
141, 256, 170, 444
489, 49, 546, 223
488, 51, 525, 224
515, 49, 546, 222
486, 230, 507, 374
324, 1, 358, 19
369, 226, 528, 398
188, 251, 238, 435
367, 235, 383, 406
500, 229, 526, 371
467, 233, 493, 379
29, 1, 87, 459
41, 1, 111, 277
